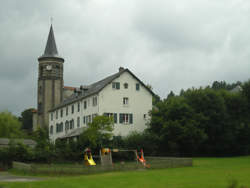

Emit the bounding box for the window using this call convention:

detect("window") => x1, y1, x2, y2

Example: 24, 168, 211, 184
60, 122, 63, 132
84, 101, 87, 109
119, 113, 133, 124
65, 121, 69, 131
86, 115, 92, 124
70, 119, 74, 129
77, 117, 80, 128
93, 96, 97, 106
60, 109, 63, 117
123, 97, 129, 105
71, 104, 74, 114
83, 116, 86, 124
51, 113, 53, 121
136, 83, 140, 91
112, 82, 120, 89
77, 102, 80, 112
50, 125, 53, 134
89, 115, 92, 123
144, 114, 146, 119
38, 103, 42, 114
66, 106, 68, 116
104, 113, 117, 123
124, 83, 128, 89
56, 110, 58, 119
92, 114, 98, 121
56, 123, 63, 133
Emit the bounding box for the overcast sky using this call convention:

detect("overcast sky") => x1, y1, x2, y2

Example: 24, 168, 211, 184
1, 0, 250, 115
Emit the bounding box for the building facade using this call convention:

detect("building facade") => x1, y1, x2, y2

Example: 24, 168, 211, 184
49, 68, 153, 142
33, 25, 154, 141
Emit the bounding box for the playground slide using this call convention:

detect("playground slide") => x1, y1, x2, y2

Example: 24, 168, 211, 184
84, 154, 96, 166
87, 156, 96, 166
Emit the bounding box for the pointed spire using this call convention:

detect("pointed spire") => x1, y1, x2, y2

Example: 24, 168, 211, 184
38, 24, 64, 62
44, 24, 58, 56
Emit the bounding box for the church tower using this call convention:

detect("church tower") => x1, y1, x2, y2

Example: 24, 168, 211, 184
37, 25, 64, 128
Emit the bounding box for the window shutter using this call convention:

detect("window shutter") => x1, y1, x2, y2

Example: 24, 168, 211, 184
129, 114, 133, 124
114, 113, 117, 123
119, 114, 123, 123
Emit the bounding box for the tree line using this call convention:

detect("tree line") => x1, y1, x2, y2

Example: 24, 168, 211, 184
1, 80, 250, 165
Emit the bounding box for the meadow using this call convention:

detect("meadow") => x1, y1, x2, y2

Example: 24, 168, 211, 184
1, 156, 250, 188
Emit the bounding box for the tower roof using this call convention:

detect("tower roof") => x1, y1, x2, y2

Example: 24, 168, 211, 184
38, 24, 64, 61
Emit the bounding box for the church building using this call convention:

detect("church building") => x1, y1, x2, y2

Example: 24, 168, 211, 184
33, 25, 154, 142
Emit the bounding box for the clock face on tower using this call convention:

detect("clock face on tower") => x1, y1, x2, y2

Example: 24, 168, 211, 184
46, 65, 52, 71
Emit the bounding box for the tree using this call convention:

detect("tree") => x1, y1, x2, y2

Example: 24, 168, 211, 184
0, 111, 23, 138
19, 108, 34, 132
166, 91, 175, 100
79, 115, 114, 149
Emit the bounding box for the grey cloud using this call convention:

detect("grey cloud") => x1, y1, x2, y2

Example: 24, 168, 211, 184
1, 0, 250, 115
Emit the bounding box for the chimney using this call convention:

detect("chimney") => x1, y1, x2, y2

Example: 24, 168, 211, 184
119, 67, 125, 72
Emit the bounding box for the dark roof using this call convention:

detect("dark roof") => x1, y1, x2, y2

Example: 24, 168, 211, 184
38, 25, 64, 61
50, 68, 155, 111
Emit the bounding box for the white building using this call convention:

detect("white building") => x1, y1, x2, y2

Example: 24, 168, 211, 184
49, 67, 154, 142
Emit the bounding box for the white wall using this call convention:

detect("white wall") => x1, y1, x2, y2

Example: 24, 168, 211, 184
49, 70, 153, 141
49, 94, 99, 142
99, 71, 152, 136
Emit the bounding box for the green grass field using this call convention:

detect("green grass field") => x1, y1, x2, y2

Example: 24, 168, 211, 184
1, 156, 250, 188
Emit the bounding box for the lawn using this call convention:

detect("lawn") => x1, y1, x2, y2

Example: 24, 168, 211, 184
1, 156, 250, 188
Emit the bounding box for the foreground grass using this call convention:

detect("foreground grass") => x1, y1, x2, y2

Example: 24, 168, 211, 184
1, 156, 250, 188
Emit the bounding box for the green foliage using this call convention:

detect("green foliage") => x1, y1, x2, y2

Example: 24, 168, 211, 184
19, 108, 34, 132
0, 111, 23, 138
149, 82, 250, 156
80, 115, 114, 148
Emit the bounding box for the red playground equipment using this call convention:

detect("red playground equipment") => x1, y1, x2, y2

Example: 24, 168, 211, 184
136, 149, 150, 168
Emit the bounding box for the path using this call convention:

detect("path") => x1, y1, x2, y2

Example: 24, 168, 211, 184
0, 172, 43, 182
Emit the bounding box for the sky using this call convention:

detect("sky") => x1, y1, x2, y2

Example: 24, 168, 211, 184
1, 0, 250, 116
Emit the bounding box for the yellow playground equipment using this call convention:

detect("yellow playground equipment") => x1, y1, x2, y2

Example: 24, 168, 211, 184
84, 148, 96, 166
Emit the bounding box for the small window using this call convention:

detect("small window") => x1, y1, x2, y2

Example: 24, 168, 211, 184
136, 83, 140, 91
60, 109, 63, 117
124, 83, 128, 89
84, 101, 87, 109
60, 122, 63, 132
93, 96, 97, 106
77, 117, 80, 128
123, 97, 129, 105
66, 106, 68, 116
50, 125, 53, 134
65, 121, 69, 131
51, 113, 53, 121
77, 102, 80, 112
112, 82, 120, 89
83, 116, 86, 124
38, 103, 42, 114
144, 114, 146, 119
70, 119, 74, 129
56, 110, 58, 119
72, 104, 74, 114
